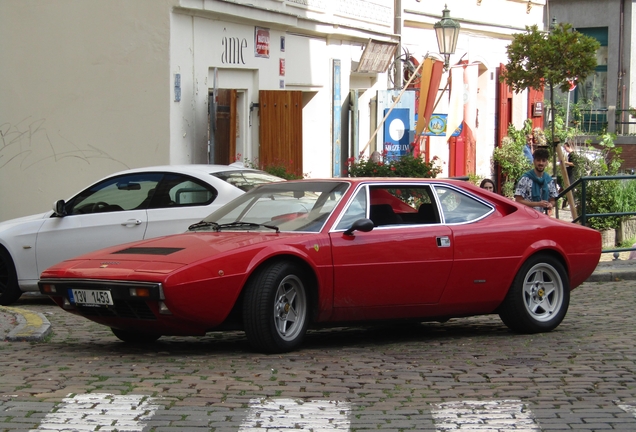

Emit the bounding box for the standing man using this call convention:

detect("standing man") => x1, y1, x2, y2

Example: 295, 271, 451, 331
523, 133, 534, 163
563, 141, 575, 186
515, 148, 558, 216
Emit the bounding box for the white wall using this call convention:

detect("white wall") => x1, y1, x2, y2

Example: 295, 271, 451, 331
0, 0, 174, 221
401, 0, 546, 178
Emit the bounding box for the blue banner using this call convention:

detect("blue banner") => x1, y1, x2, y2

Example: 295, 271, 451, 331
383, 108, 411, 161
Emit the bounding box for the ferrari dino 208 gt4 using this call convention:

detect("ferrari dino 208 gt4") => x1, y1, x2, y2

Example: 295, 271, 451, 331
39, 178, 601, 353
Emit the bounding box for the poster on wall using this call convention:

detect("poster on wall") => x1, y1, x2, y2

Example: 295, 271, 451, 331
255, 27, 270, 58
423, 114, 462, 137
383, 108, 411, 161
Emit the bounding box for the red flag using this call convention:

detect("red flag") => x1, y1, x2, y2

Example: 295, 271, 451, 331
568, 78, 577, 91
462, 64, 478, 174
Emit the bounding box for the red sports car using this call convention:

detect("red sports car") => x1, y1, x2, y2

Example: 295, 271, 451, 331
39, 179, 601, 353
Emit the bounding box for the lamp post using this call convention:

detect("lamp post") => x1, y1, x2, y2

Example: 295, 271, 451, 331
434, 5, 461, 70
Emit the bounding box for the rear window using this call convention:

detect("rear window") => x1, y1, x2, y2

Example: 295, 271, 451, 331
212, 170, 284, 192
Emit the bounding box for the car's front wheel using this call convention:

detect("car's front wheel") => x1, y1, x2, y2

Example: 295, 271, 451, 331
499, 254, 570, 333
0, 248, 22, 306
111, 328, 161, 344
243, 261, 310, 353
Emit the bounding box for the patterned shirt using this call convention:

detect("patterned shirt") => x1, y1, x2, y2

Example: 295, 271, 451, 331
515, 175, 558, 213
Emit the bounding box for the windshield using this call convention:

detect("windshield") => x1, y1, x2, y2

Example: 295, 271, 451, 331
192, 181, 350, 233
211, 170, 285, 192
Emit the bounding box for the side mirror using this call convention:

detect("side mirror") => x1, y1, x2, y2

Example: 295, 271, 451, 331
343, 218, 374, 236
52, 200, 67, 217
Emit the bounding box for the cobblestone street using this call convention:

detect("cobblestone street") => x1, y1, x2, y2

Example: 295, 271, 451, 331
1, 280, 635, 431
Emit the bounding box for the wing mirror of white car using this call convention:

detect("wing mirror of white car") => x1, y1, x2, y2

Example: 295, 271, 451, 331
343, 218, 374, 236
52, 200, 67, 217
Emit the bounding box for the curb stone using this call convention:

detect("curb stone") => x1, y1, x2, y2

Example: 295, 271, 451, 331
0, 306, 51, 342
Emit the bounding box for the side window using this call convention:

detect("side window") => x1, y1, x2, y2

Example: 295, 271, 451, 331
434, 186, 493, 223
66, 173, 163, 215
149, 174, 218, 209
335, 188, 367, 230
368, 185, 438, 226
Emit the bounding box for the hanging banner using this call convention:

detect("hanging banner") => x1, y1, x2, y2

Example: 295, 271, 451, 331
383, 108, 411, 160
332, 59, 342, 177
415, 58, 443, 136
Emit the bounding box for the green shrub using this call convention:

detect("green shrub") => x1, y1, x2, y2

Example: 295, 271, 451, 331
492, 122, 533, 197
239, 156, 303, 180
347, 151, 442, 178
576, 135, 627, 231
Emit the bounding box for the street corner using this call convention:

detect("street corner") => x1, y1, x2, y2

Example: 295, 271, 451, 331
0, 306, 51, 342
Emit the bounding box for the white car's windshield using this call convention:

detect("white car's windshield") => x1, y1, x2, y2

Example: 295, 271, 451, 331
191, 181, 349, 233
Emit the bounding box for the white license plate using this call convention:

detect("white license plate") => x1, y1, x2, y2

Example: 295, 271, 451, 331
70, 289, 113, 306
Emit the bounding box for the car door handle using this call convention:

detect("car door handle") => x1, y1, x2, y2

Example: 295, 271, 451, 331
121, 219, 142, 227
436, 236, 451, 247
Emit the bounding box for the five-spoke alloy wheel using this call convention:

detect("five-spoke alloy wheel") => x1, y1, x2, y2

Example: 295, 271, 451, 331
243, 261, 310, 353
499, 254, 570, 333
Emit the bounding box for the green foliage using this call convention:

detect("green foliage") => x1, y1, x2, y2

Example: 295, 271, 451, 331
501, 23, 600, 158
260, 163, 303, 180
347, 152, 442, 178
578, 136, 627, 231
616, 179, 636, 215
585, 180, 622, 231
542, 99, 596, 144
618, 235, 636, 249
467, 173, 482, 186
500, 23, 599, 94
240, 156, 303, 180
492, 122, 533, 197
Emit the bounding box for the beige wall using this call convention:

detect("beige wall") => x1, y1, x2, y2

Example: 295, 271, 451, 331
0, 0, 175, 221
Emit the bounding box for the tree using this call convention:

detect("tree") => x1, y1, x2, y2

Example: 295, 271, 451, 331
500, 23, 599, 176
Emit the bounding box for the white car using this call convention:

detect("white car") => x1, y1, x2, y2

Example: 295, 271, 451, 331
0, 164, 283, 305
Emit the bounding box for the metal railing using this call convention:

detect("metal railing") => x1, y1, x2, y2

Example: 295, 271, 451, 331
558, 174, 636, 255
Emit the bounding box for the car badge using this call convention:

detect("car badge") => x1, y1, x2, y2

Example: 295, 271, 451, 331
313, 244, 319, 252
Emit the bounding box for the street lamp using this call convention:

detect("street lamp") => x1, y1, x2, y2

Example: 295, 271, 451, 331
434, 5, 461, 70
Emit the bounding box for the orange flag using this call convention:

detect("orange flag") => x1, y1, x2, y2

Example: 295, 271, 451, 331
422, 60, 443, 130
414, 59, 443, 157
415, 58, 435, 137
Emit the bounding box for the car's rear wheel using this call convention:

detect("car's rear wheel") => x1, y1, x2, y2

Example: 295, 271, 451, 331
499, 254, 570, 333
111, 328, 161, 344
0, 248, 22, 306
243, 261, 310, 353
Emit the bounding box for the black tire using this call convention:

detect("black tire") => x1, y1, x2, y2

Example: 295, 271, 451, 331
499, 254, 570, 333
243, 261, 310, 353
0, 248, 22, 306
111, 328, 161, 344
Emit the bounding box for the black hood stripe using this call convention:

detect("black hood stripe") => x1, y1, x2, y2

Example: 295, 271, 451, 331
112, 247, 184, 256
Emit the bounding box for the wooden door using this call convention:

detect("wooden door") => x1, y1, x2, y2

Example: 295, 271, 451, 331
259, 90, 303, 177
497, 64, 513, 148
213, 89, 237, 165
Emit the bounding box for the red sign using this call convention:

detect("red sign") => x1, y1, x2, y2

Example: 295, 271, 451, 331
255, 27, 270, 58
279, 58, 285, 76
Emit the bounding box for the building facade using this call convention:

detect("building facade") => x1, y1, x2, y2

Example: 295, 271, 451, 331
547, 0, 636, 171
0, 0, 549, 221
